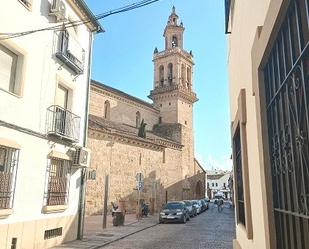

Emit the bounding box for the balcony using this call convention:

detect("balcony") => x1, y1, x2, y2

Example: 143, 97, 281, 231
46, 105, 80, 142
56, 31, 84, 74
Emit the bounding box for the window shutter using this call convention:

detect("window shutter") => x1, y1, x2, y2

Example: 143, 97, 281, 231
0, 45, 17, 92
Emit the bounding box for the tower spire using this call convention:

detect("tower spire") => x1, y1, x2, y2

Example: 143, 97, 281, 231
172, 5, 176, 14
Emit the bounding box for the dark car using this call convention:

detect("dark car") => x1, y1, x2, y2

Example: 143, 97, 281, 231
214, 194, 225, 205
159, 201, 190, 224
183, 200, 196, 217
198, 199, 207, 212
202, 199, 209, 210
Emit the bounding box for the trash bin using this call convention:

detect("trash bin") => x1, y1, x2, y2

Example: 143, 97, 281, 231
113, 211, 124, 226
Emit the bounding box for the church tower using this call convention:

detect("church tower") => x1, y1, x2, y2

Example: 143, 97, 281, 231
149, 7, 198, 177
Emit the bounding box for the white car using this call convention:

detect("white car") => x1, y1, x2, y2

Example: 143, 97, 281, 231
192, 200, 202, 214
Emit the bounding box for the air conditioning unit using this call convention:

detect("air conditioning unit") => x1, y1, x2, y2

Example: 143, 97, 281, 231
72, 147, 90, 167
50, 0, 67, 22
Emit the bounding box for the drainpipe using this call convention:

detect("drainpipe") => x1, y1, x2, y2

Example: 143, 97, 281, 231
77, 31, 94, 240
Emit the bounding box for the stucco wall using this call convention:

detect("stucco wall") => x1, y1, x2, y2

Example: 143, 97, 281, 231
228, 0, 271, 248
0, 0, 94, 248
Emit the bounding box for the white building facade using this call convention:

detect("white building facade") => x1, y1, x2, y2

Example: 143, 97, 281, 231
0, 0, 102, 248
206, 170, 232, 199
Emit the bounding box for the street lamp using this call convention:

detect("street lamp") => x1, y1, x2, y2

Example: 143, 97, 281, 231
102, 140, 114, 229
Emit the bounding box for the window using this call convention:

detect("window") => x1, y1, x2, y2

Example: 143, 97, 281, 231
47, 84, 80, 142
104, 100, 110, 120
136, 111, 141, 128
55, 84, 69, 109
186, 67, 191, 88
223, 182, 226, 188
231, 88, 252, 238
181, 64, 186, 85
216, 183, 218, 187
56, 30, 84, 74
234, 126, 245, 225
172, 36, 178, 47
0, 145, 19, 209
212, 182, 214, 187
159, 65, 164, 86
0, 44, 19, 94
44, 158, 71, 206
158, 117, 162, 124
167, 63, 173, 85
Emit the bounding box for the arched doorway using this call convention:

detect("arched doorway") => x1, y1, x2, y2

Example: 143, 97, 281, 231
195, 181, 202, 199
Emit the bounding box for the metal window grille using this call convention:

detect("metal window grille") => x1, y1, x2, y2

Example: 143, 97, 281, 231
44, 227, 63, 240
0, 146, 19, 209
46, 105, 81, 142
55, 30, 84, 74
263, 0, 309, 248
233, 126, 246, 226
44, 158, 71, 206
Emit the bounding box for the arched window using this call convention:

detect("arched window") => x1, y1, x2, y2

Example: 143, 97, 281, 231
181, 64, 186, 86
172, 36, 178, 47
168, 63, 173, 85
104, 100, 110, 120
187, 67, 191, 88
159, 65, 164, 87
136, 111, 141, 128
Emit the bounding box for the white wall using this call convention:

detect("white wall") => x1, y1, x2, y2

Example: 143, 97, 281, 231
0, 0, 94, 247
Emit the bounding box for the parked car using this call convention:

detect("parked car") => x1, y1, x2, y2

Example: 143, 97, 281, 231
199, 199, 208, 212
189, 200, 198, 216
183, 200, 196, 217
159, 201, 190, 224
214, 194, 225, 205
192, 200, 202, 214
203, 198, 209, 209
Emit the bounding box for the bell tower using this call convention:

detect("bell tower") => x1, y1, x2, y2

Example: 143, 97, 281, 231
149, 6, 197, 127
149, 7, 198, 177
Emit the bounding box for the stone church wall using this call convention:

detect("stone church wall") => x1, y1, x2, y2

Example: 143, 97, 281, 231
89, 85, 160, 130
85, 130, 184, 215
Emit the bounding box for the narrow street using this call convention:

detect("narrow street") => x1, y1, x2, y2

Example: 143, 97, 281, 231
101, 203, 235, 249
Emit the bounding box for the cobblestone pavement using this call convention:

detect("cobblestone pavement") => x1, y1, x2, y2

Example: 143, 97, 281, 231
101, 203, 235, 249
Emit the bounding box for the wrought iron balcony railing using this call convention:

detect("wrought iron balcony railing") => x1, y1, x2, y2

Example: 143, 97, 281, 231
56, 30, 85, 74
46, 105, 80, 142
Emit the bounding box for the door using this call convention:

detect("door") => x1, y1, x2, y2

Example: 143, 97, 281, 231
55, 84, 69, 136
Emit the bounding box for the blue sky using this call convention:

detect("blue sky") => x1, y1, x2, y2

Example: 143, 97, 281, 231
85, 0, 232, 170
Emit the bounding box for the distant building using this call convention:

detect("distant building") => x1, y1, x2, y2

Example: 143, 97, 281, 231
0, 0, 101, 248
85, 7, 205, 216
206, 170, 231, 199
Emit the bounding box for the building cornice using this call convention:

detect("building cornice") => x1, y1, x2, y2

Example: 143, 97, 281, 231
89, 121, 183, 151
68, 0, 103, 33
149, 85, 198, 103
153, 48, 194, 65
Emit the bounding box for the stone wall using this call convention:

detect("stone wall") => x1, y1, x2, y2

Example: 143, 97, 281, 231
89, 84, 160, 130
85, 129, 184, 215
153, 123, 182, 143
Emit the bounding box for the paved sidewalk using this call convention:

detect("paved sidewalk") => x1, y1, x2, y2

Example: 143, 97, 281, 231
52, 214, 159, 249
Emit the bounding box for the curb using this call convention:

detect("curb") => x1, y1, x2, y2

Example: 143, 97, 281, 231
92, 222, 159, 249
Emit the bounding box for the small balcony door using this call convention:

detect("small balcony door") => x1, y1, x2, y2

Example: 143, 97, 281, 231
55, 85, 69, 136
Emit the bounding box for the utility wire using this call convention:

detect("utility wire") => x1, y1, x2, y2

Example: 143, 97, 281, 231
0, 0, 160, 40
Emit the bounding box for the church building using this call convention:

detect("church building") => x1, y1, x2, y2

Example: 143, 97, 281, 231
85, 7, 205, 215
